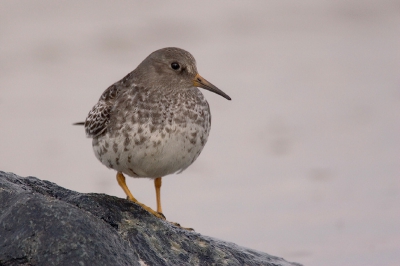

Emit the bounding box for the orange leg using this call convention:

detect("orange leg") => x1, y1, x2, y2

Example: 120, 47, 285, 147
116, 172, 165, 220
154, 177, 163, 214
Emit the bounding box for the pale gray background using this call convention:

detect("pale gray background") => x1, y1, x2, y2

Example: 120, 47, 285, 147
1, 1, 399, 265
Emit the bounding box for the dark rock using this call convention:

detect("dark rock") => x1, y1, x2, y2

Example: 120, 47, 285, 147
0, 171, 301, 266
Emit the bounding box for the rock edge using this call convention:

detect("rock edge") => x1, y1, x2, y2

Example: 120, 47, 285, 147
0, 171, 301, 266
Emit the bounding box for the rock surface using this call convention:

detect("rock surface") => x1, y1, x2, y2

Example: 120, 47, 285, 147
0, 171, 301, 266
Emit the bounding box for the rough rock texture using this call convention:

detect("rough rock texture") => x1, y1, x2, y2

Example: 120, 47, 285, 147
0, 171, 301, 266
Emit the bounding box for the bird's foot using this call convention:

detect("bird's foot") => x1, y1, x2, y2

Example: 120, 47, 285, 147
126, 196, 192, 229
157, 212, 166, 219
136, 202, 166, 220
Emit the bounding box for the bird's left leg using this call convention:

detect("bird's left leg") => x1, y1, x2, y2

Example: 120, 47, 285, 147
154, 177, 194, 230
154, 177, 163, 215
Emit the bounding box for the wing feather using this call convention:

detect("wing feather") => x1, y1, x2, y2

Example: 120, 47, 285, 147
84, 84, 122, 138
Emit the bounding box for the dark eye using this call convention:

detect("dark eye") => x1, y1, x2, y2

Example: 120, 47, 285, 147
171, 62, 180, 70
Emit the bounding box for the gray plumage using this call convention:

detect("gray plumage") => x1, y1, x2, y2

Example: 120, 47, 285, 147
82, 47, 230, 178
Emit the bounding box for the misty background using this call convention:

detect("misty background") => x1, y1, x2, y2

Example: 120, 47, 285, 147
1, 1, 399, 265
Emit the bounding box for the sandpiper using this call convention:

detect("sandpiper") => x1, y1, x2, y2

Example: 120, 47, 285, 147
77, 47, 231, 220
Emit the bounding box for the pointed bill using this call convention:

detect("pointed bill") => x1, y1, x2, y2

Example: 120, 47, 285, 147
193, 74, 231, 100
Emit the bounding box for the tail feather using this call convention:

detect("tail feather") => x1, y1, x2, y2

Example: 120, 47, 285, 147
73, 122, 85, 126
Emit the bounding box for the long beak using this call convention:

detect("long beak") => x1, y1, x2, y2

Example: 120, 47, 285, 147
193, 74, 231, 100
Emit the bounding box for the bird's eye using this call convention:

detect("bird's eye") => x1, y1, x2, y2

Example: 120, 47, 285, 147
171, 62, 180, 70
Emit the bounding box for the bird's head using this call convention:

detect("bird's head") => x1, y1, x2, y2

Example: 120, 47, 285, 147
136, 47, 231, 100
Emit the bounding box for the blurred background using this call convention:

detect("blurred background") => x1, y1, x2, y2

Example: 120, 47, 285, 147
1, 1, 399, 265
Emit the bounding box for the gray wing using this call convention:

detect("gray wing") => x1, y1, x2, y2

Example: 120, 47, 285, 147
84, 84, 122, 138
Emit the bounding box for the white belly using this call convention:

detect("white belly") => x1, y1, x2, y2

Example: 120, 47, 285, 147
92, 121, 208, 178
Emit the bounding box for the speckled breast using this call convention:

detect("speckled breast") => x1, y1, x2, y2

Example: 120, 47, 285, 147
92, 87, 211, 178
